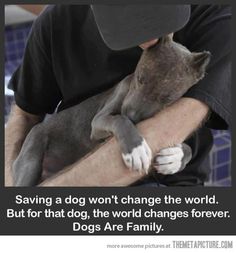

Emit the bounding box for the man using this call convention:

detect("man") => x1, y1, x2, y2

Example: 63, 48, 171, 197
5, 5, 231, 186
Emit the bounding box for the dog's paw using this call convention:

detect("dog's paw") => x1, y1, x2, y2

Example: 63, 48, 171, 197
153, 144, 186, 175
122, 139, 152, 174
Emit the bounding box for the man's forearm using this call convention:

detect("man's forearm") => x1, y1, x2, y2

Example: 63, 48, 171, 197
144, 97, 210, 152
40, 97, 209, 187
5, 105, 43, 186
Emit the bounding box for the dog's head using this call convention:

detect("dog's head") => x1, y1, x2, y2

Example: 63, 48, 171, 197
121, 34, 211, 122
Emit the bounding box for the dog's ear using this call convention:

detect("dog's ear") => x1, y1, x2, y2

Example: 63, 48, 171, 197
191, 51, 211, 80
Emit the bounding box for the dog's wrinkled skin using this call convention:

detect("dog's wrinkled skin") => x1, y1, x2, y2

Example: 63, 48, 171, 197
13, 35, 211, 186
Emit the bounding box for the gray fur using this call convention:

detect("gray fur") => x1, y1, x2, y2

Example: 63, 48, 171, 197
12, 35, 210, 186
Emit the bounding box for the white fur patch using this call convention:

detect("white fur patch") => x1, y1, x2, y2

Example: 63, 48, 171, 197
154, 161, 182, 175
122, 139, 152, 174
154, 144, 184, 175
156, 144, 183, 156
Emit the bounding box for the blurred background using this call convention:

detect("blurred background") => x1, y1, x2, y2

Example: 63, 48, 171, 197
4, 5, 232, 187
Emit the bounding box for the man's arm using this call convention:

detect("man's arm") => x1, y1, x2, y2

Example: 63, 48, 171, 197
40, 97, 209, 187
5, 104, 44, 186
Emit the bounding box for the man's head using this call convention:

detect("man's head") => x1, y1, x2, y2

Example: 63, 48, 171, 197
91, 5, 190, 50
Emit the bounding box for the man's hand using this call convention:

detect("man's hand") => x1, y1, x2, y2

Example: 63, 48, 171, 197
40, 97, 209, 187
5, 104, 43, 186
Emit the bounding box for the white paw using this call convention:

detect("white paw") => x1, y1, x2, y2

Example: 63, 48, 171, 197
122, 139, 152, 174
153, 144, 184, 175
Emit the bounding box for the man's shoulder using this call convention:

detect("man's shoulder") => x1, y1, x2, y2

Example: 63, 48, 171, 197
44, 5, 89, 20
30, 4, 90, 46
33, 5, 90, 31
190, 4, 231, 23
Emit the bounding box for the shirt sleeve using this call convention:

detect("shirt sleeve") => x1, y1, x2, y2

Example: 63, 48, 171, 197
8, 7, 62, 115
178, 5, 231, 130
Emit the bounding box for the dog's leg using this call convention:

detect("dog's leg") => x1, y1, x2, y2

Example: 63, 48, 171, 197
12, 125, 47, 186
90, 71, 192, 175
92, 113, 152, 173
90, 74, 132, 140
153, 143, 192, 175
91, 75, 152, 173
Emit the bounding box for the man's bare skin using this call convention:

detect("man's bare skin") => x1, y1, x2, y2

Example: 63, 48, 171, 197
5, 105, 43, 186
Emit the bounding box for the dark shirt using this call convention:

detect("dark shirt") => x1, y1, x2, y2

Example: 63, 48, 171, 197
9, 5, 231, 186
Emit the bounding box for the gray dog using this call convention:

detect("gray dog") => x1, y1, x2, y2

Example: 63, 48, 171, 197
12, 35, 211, 186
